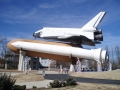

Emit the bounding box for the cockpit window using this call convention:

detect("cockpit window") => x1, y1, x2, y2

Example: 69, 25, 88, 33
40, 31, 42, 35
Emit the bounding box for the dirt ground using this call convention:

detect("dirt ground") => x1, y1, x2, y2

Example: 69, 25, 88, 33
26, 83, 120, 90
12, 73, 44, 83
68, 69, 120, 80
38, 83, 120, 90
0, 69, 44, 83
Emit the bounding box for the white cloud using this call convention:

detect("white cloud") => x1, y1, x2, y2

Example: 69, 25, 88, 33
38, 3, 60, 8
0, 0, 119, 29
71, 0, 87, 3
0, 6, 86, 28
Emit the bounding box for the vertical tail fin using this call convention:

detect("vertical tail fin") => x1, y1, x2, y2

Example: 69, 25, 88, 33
82, 12, 106, 29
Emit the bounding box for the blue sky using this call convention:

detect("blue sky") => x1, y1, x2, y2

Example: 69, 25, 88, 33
0, 0, 120, 49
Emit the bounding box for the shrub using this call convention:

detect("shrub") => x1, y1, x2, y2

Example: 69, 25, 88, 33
49, 78, 77, 88
49, 80, 62, 88
61, 80, 66, 87
32, 86, 37, 89
0, 73, 16, 90
13, 85, 26, 90
65, 78, 77, 86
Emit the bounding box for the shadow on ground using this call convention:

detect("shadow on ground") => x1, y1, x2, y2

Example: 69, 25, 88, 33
44, 74, 120, 85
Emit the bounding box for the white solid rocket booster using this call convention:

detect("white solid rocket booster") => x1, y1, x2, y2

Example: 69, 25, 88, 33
11, 41, 107, 62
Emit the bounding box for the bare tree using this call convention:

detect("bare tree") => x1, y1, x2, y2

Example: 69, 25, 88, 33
0, 35, 6, 43
104, 45, 120, 69
0, 35, 8, 58
110, 46, 118, 69
111, 47, 115, 61
114, 45, 120, 68
0, 35, 8, 68
0, 35, 19, 69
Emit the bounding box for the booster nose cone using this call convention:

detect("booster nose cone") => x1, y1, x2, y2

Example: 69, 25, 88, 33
11, 42, 16, 47
11, 41, 22, 49
7, 40, 19, 54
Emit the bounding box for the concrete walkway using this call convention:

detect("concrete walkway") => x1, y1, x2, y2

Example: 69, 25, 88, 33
14, 70, 59, 89
16, 79, 53, 89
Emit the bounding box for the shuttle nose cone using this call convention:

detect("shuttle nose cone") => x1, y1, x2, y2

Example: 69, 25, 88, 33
33, 32, 40, 38
33, 33, 36, 37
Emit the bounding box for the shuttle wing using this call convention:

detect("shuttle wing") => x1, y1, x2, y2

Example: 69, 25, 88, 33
58, 35, 72, 39
82, 12, 106, 29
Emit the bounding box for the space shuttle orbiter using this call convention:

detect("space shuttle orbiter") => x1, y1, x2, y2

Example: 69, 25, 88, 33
33, 12, 106, 46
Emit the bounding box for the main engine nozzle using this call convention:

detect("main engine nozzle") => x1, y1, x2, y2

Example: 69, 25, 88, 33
94, 29, 103, 41
94, 34, 103, 41
94, 29, 102, 34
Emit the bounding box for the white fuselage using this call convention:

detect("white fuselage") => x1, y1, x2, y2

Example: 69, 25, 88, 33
38, 27, 96, 40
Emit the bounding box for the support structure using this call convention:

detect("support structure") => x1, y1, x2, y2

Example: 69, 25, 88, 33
48, 59, 51, 70
24, 56, 30, 74
36, 57, 40, 70
70, 57, 83, 72
69, 57, 76, 72
5, 63, 7, 70
30, 57, 34, 70
108, 62, 112, 71
70, 64, 75, 72
76, 58, 81, 73
97, 61, 102, 72
18, 50, 26, 71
